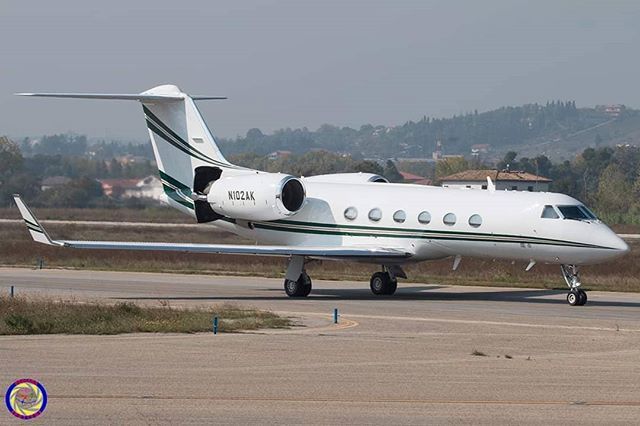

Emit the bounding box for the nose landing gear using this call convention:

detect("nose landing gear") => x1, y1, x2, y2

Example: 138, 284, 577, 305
561, 265, 587, 306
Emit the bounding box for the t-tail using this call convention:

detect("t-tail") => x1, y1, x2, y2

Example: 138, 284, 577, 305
17, 85, 248, 218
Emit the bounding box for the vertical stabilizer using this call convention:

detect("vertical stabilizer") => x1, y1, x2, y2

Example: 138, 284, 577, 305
139, 85, 243, 213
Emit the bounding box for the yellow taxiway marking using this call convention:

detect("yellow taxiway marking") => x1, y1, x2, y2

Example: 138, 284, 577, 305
276, 310, 640, 333
243, 312, 359, 334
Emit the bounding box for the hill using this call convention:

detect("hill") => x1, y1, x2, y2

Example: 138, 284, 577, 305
218, 102, 640, 161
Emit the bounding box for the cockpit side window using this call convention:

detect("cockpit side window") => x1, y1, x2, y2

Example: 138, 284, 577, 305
578, 205, 598, 220
557, 205, 590, 220
541, 205, 559, 219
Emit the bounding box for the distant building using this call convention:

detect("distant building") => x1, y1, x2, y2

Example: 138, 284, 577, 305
98, 175, 165, 201
115, 154, 151, 165
399, 171, 432, 186
267, 150, 292, 160
432, 140, 443, 160
471, 144, 491, 158
598, 104, 626, 117
440, 169, 551, 192
41, 176, 71, 191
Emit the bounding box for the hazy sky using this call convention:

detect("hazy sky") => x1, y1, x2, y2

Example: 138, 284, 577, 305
1, 0, 639, 141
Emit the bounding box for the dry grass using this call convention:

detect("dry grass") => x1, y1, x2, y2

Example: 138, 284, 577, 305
1, 220, 639, 293
0, 296, 291, 335
0, 207, 188, 223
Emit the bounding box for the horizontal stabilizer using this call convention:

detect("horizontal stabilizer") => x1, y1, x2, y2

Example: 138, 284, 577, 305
15, 93, 226, 102
12, 196, 412, 260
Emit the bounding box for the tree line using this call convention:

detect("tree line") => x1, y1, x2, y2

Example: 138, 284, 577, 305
218, 101, 632, 158
1, 135, 639, 224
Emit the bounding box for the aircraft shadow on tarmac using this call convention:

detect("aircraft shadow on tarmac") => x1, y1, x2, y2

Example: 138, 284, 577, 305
114, 285, 640, 308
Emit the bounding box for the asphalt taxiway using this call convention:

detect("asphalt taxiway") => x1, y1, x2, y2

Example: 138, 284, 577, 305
1, 268, 639, 424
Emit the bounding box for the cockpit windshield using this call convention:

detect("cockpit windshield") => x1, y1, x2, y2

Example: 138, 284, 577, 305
557, 205, 598, 221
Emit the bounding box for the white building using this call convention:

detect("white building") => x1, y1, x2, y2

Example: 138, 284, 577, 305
440, 169, 551, 192
98, 175, 166, 201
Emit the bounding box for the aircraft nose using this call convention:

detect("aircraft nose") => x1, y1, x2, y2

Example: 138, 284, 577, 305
611, 233, 630, 255
618, 237, 630, 254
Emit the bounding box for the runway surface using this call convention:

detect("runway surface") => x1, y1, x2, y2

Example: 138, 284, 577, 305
1, 267, 639, 424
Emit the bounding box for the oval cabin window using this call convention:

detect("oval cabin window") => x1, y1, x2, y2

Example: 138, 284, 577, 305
393, 210, 406, 223
443, 213, 456, 226
344, 207, 358, 220
368, 208, 382, 222
418, 211, 431, 224
468, 214, 482, 228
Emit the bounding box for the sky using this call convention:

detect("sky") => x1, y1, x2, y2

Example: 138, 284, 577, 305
1, 0, 639, 141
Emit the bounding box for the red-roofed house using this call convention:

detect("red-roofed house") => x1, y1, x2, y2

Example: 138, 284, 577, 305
440, 169, 551, 192
399, 171, 432, 186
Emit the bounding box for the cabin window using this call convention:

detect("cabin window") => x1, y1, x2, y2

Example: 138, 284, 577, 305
368, 208, 382, 222
344, 207, 358, 220
541, 205, 559, 219
468, 214, 482, 228
443, 213, 457, 226
393, 210, 406, 223
418, 211, 431, 224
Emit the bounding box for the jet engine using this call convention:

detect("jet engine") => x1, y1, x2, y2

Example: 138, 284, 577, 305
303, 172, 388, 184
206, 172, 306, 221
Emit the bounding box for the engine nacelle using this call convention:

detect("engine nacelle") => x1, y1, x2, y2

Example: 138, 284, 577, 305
207, 172, 306, 221
303, 172, 388, 184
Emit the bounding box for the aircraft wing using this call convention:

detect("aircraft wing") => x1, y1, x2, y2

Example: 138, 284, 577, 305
13, 195, 412, 260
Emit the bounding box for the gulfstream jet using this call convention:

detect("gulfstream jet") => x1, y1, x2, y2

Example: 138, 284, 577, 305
13, 85, 630, 305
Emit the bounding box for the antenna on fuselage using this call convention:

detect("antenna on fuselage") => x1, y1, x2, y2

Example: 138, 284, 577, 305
486, 176, 496, 193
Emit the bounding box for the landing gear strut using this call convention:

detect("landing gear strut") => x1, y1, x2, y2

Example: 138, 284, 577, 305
561, 265, 587, 306
370, 268, 398, 296
284, 271, 312, 298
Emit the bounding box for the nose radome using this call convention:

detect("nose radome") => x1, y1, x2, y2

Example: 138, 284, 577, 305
618, 237, 630, 254
611, 233, 630, 254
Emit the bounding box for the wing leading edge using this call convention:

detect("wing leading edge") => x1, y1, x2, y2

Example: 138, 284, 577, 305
12, 195, 412, 260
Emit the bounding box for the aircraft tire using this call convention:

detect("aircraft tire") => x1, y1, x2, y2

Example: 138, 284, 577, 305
567, 291, 579, 306
577, 289, 587, 306
370, 272, 397, 296
284, 272, 312, 297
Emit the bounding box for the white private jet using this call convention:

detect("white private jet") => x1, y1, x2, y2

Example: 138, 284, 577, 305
13, 85, 630, 306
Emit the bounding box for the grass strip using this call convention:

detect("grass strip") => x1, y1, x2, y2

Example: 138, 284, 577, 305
0, 297, 291, 335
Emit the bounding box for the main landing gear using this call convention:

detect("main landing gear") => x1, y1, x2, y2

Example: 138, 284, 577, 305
282, 256, 406, 298
370, 272, 397, 295
284, 271, 312, 298
561, 264, 587, 306
283, 256, 312, 298
369, 266, 405, 296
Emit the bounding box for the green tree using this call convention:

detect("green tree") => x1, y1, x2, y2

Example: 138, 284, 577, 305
435, 157, 470, 180
37, 178, 103, 208
354, 160, 384, 175
0, 137, 40, 206
595, 164, 631, 216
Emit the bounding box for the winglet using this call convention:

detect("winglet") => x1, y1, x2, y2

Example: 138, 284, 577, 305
12, 195, 60, 246
486, 176, 496, 193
